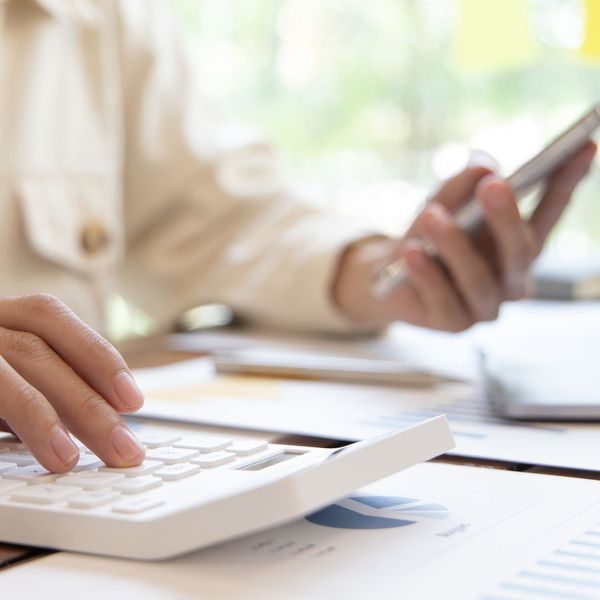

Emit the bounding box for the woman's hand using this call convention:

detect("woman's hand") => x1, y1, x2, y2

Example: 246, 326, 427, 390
0, 294, 145, 473
333, 141, 597, 332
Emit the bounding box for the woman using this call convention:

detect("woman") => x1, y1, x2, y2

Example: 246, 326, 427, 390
0, 0, 595, 472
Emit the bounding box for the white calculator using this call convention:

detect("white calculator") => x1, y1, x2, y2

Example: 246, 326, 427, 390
0, 417, 453, 560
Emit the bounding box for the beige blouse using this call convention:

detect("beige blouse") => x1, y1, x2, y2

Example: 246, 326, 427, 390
0, 0, 368, 335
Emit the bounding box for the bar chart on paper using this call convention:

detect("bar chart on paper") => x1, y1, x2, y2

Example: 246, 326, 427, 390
5, 464, 600, 600
478, 519, 600, 600
170, 465, 600, 600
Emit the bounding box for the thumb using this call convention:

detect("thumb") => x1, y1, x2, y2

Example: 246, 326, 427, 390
427, 164, 493, 213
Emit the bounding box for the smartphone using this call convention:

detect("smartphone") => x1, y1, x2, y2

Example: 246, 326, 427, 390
371, 104, 600, 298
481, 349, 600, 421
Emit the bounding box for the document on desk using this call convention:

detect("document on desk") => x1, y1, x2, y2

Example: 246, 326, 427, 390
134, 354, 600, 471
6, 463, 600, 600
168, 318, 478, 382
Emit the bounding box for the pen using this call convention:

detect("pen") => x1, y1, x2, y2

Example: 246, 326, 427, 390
370, 202, 482, 298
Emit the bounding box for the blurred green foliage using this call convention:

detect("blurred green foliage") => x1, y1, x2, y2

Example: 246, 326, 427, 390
171, 0, 600, 251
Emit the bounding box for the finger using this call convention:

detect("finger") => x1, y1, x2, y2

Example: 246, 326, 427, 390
477, 176, 536, 300
405, 165, 492, 240
0, 355, 79, 473
0, 328, 145, 468
427, 165, 492, 212
421, 204, 501, 322
403, 242, 473, 332
530, 141, 597, 246
0, 419, 14, 434
0, 294, 144, 413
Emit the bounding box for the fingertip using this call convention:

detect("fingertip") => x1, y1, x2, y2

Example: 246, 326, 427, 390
477, 176, 514, 212
476, 173, 505, 193
47, 424, 80, 473
554, 141, 597, 185
464, 163, 495, 180
403, 242, 428, 272
580, 140, 597, 169
421, 203, 451, 237
406, 255, 423, 277
112, 371, 145, 413
581, 139, 597, 158
110, 425, 145, 466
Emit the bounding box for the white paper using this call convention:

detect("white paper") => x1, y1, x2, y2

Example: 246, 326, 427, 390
135, 301, 600, 471
135, 360, 600, 472
168, 318, 478, 382
6, 463, 600, 599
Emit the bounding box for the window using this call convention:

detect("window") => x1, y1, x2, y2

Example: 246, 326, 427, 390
173, 0, 600, 256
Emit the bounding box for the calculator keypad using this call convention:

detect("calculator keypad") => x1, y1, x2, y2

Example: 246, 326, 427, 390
191, 451, 235, 468
69, 489, 120, 509
154, 463, 201, 481
99, 460, 162, 477
145, 447, 200, 464
0, 429, 272, 513
57, 471, 125, 490
12, 484, 80, 505
112, 475, 162, 495
173, 436, 233, 453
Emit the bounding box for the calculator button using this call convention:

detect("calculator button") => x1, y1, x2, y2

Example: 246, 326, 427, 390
99, 460, 162, 477
0, 440, 27, 451
3, 465, 58, 483
0, 461, 18, 473
145, 447, 199, 464
69, 489, 121, 509
137, 432, 181, 448
113, 476, 162, 495
227, 440, 269, 457
191, 451, 236, 468
57, 471, 125, 490
0, 480, 27, 495
72, 455, 103, 472
112, 496, 164, 514
11, 484, 81, 504
1, 451, 39, 466
173, 436, 232, 453
154, 463, 201, 481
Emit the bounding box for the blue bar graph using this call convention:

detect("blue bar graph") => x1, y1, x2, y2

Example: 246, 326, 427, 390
480, 524, 600, 599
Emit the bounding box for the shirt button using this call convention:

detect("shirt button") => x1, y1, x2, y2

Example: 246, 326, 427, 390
80, 219, 109, 255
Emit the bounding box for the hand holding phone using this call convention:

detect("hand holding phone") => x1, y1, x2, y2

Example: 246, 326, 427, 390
371, 104, 600, 298
333, 107, 597, 332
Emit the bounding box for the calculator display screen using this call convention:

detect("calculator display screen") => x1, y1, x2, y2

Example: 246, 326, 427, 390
238, 451, 304, 471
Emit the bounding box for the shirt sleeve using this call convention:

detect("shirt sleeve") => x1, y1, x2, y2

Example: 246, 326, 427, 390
115, 0, 375, 334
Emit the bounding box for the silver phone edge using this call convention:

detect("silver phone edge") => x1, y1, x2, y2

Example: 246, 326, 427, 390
371, 103, 600, 299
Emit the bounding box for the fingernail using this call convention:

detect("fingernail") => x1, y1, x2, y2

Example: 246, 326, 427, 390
49, 425, 79, 466
423, 206, 448, 235
482, 184, 507, 211
405, 248, 427, 270
111, 425, 144, 462
113, 371, 144, 410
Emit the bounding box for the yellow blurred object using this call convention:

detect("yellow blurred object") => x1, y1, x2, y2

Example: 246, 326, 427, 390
454, 0, 537, 72
581, 0, 600, 60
